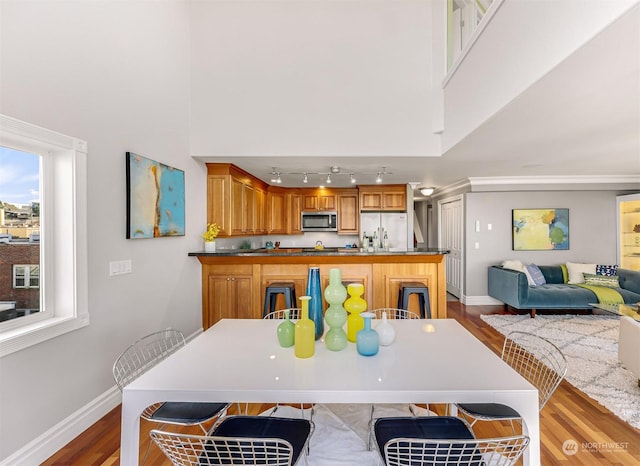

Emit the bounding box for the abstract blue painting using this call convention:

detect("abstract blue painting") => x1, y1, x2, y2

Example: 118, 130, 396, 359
126, 152, 185, 239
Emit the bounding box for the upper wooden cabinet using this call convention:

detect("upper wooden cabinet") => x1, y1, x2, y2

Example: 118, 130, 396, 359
287, 193, 303, 234
337, 191, 359, 235
359, 185, 407, 212
206, 163, 268, 237
301, 189, 337, 211
267, 188, 288, 234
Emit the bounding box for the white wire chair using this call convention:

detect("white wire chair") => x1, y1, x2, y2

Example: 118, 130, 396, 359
373, 416, 529, 466
112, 329, 231, 432
263, 309, 311, 419
150, 415, 313, 466
263, 308, 302, 320
371, 308, 420, 320
456, 331, 567, 433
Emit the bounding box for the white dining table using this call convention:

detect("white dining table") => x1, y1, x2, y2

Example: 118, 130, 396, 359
120, 318, 540, 465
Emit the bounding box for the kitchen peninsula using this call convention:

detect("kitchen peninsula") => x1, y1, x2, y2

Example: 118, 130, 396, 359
190, 248, 449, 329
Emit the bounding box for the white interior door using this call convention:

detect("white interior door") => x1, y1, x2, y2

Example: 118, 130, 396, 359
439, 196, 463, 298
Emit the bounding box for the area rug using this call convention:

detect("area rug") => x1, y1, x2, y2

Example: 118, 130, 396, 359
480, 314, 640, 429
265, 403, 431, 466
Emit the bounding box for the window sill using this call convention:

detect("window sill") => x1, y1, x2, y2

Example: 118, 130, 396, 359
0, 314, 89, 357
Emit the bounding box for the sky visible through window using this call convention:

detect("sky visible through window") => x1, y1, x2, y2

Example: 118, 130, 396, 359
0, 146, 40, 207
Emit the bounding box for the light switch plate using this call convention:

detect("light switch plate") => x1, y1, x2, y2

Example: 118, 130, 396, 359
109, 260, 132, 276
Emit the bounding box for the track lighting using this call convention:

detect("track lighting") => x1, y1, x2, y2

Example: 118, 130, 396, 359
269, 166, 391, 186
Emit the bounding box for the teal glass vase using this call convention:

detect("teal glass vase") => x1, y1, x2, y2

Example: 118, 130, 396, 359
276, 309, 295, 348
306, 267, 324, 340
323, 268, 348, 351
356, 312, 379, 356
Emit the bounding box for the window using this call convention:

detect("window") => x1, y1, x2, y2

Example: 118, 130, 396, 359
0, 115, 88, 357
13, 265, 40, 289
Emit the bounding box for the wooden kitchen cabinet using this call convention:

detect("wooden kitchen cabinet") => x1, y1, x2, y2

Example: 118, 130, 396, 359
203, 264, 257, 328
254, 186, 267, 234
231, 177, 255, 235
192, 252, 447, 329
288, 193, 303, 234
359, 185, 407, 212
301, 189, 337, 211
371, 262, 444, 318
206, 163, 267, 237
337, 192, 359, 234
267, 188, 288, 234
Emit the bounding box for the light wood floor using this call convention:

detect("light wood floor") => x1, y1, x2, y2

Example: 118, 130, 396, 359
42, 302, 640, 465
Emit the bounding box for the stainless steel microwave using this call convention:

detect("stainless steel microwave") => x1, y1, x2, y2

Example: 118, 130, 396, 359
301, 212, 338, 232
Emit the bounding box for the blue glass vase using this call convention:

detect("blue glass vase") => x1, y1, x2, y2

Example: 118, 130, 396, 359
306, 267, 324, 340
356, 312, 379, 356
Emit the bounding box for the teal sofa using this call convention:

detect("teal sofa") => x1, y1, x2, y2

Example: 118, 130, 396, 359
488, 266, 640, 317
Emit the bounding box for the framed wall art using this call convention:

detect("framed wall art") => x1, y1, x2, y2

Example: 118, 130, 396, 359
126, 152, 185, 239
512, 208, 569, 250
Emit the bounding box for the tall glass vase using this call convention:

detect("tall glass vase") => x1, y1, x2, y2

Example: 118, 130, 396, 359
345, 283, 367, 342
323, 268, 348, 351
295, 296, 315, 358
306, 267, 324, 340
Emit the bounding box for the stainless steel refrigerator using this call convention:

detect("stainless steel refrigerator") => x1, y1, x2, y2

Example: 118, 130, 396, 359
359, 212, 410, 250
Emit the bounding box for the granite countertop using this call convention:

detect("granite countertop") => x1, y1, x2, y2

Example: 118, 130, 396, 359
189, 247, 449, 257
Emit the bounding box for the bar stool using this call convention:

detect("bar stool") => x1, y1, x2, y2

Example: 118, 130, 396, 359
263, 282, 297, 317
397, 282, 431, 319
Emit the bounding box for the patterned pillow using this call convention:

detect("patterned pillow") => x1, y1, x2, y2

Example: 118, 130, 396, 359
525, 264, 546, 286
596, 264, 618, 276
583, 273, 620, 288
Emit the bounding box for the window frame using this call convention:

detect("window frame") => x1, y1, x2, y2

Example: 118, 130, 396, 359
13, 264, 40, 289
0, 115, 88, 357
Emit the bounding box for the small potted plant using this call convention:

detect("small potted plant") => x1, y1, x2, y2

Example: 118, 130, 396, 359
202, 223, 220, 252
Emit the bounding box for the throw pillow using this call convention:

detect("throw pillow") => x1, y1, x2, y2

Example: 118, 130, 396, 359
501, 260, 534, 286
560, 264, 569, 283
525, 264, 546, 286
566, 262, 597, 284
583, 272, 620, 288
502, 260, 525, 272
596, 264, 618, 276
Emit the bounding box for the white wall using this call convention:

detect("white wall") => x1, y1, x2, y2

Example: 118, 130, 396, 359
442, 0, 637, 151
189, 0, 442, 157
0, 1, 202, 461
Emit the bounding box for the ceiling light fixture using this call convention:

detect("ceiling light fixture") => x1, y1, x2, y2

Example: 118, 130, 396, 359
419, 187, 435, 196
350, 173, 356, 184
375, 172, 383, 183
326, 174, 332, 184
276, 173, 282, 184
303, 173, 308, 183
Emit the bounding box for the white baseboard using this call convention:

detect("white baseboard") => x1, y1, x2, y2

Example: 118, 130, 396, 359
461, 295, 504, 306
0, 386, 121, 466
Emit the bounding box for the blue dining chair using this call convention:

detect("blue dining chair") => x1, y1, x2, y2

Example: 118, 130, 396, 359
373, 415, 529, 466
151, 415, 314, 466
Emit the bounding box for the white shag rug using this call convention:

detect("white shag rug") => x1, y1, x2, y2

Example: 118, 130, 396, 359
264, 404, 430, 466
480, 314, 640, 429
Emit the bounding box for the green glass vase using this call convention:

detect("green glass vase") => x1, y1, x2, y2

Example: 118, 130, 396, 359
323, 268, 348, 351
276, 309, 295, 348
345, 283, 367, 342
